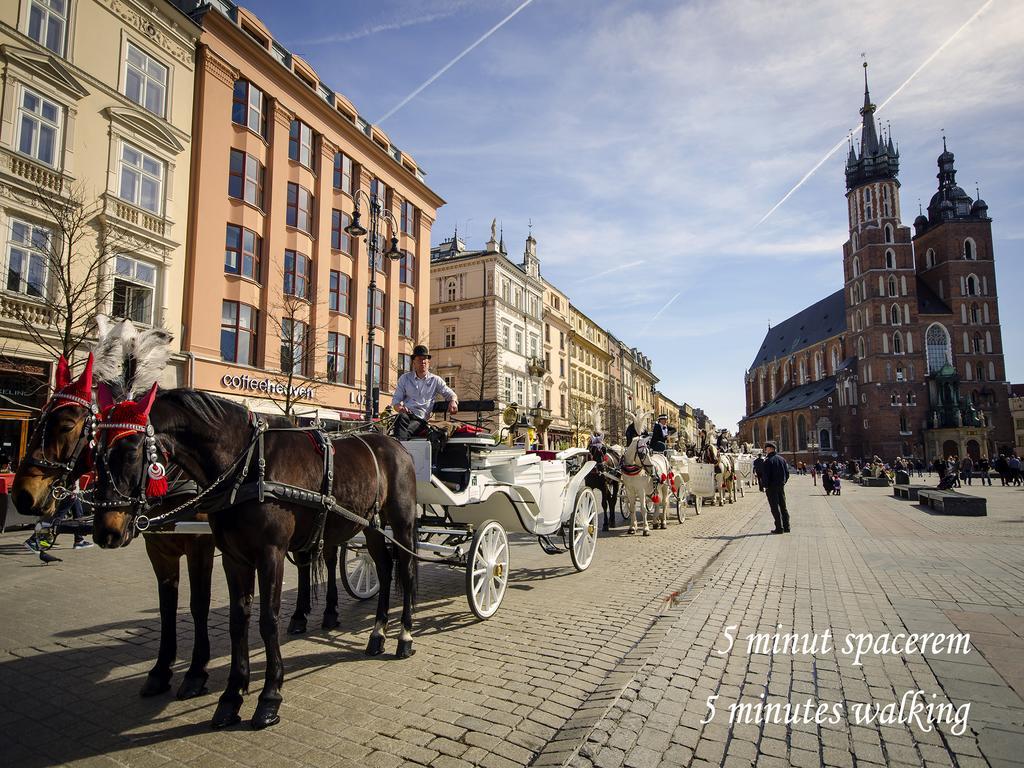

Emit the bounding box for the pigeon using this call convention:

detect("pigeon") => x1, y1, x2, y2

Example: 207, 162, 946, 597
39, 550, 63, 564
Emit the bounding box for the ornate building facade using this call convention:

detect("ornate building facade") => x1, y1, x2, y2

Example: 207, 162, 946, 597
739, 67, 1013, 464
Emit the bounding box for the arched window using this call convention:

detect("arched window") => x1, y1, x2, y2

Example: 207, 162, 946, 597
799, 359, 807, 384
963, 238, 976, 260
908, 391, 916, 405
970, 303, 980, 324
852, 256, 861, 278
864, 187, 873, 219
965, 274, 978, 296
976, 363, 985, 382
890, 304, 901, 325
797, 415, 807, 449
896, 366, 905, 381
925, 248, 935, 268
890, 394, 898, 406
857, 337, 866, 358
882, 186, 892, 218
446, 279, 457, 302
758, 371, 765, 404
925, 323, 951, 373
899, 412, 909, 432
831, 347, 839, 373
973, 333, 982, 354
815, 352, 823, 380
884, 225, 894, 244
819, 429, 831, 450
885, 248, 895, 268
780, 418, 790, 451
888, 276, 898, 297
893, 331, 903, 355
855, 310, 862, 332
852, 232, 858, 251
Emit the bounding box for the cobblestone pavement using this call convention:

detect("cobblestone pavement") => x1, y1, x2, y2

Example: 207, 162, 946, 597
1, 478, 1022, 767
567, 478, 1024, 768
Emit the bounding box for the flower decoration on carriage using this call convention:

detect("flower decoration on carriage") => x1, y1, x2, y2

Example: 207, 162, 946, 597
96, 382, 168, 498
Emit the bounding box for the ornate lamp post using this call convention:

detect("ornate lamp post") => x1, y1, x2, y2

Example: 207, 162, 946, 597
344, 190, 402, 419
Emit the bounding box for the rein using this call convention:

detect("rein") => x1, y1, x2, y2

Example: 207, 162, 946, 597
22, 391, 97, 502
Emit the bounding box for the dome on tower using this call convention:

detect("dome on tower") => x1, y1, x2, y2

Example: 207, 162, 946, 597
913, 213, 928, 232
971, 198, 989, 217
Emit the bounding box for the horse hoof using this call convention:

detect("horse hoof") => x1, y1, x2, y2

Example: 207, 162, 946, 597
642, 529, 650, 537
602, 524, 610, 532
139, 674, 171, 698
210, 701, 242, 730
251, 700, 281, 730
287, 616, 307, 635
176, 675, 209, 700
395, 639, 416, 659
321, 612, 340, 630
365, 636, 386, 656
627, 528, 636, 535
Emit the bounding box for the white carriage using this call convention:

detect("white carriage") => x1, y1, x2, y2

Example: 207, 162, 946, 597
731, 454, 755, 496
687, 461, 719, 514
340, 431, 599, 620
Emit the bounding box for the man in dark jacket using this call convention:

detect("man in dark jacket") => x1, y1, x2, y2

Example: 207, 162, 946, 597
649, 414, 673, 453
753, 453, 766, 492
762, 441, 790, 534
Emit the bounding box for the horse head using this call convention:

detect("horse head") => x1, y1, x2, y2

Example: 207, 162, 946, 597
12, 354, 95, 518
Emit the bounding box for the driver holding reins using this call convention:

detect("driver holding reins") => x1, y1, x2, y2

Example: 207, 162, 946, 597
391, 345, 459, 440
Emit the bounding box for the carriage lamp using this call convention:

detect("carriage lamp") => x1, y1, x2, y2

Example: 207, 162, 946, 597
345, 189, 404, 419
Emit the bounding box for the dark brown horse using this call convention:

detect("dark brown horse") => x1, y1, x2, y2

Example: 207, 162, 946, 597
587, 445, 620, 531
91, 388, 418, 730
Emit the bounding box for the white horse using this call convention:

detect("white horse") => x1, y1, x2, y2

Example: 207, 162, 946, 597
620, 413, 672, 535
702, 443, 736, 505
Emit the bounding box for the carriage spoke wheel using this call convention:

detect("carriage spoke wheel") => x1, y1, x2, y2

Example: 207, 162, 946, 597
674, 488, 685, 524
466, 520, 509, 620
570, 489, 599, 571
341, 544, 380, 600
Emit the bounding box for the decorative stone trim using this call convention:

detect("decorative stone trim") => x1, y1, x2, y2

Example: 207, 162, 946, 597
199, 45, 238, 88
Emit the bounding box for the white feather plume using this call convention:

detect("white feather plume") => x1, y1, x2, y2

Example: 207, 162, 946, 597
91, 314, 174, 400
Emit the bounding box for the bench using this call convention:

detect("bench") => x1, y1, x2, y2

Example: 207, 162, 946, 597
892, 484, 931, 501
917, 489, 987, 516
860, 476, 890, 487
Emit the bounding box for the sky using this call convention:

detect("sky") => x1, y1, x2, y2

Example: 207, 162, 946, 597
244, 0, 1024, 430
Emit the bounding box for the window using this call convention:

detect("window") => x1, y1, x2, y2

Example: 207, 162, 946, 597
973, 333, 983, 354
119, 142, 164, 214
333, 152, 353, 193
444, 324, 456, 348
367, 287, 384, 327
328, 270, 349, 314
504, 376, 512, 404
232, 80, 266, 136
446, 279, 456, 302
27, 0, 67, 54
220, 300, 257, 365
852, 256, 860, 279
397, 353, 412, 374
970, 303, 980, 324
893, 332, 903, 355
890, 304, 901, 325
502, 325, 510, 348
926, 248, 935, 268
926, 323, 951, 373
963, 239, 975, 260
17, 88, 61, 167
399, 251, 415, 286
515, 329, 522, 354
965, 275, 978, 296
326, 332, 349, 383
124, 42, 168, 117
286, 183, 314, 233
331, 209, 352, 253
857, 337, 865, 358
899, 413, 909, 432
6, 218, 49, 298
280, 318, 308, 376
884, 224, 894, 244
370, 178, 388, 210
398, 301, 414, 337
112, 255, 156, 324
896, 366, 905, 382
885, 249, 895, 269
887, 276, 897, 297
224, 224, 261, 281
864, 187, 873, 219
288, 119, 314, 168
228, 149, 263, 208
401, 201, 417, 236
883, 187, 892, 218
283, 250, 310, 300
367, 343, 384, 389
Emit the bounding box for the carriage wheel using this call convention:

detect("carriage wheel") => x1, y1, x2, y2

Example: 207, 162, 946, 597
465, 520, 509, 620
340, 544, 380, 600
619, 490, 633, 523
570, 489, 599, 572
675, 491, 684, 524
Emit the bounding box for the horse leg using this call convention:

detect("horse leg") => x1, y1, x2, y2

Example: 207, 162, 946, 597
321, 545, 340, 630
178, 535, 215, 700
251, 545, 286, 730
364, 528, 394, 656
287, 550, 311, 635
640, 491, 650, 536
390, 518, 417, 659
625, 488, 636, 534
141, 535, 178, 697
211, 550, 255, 729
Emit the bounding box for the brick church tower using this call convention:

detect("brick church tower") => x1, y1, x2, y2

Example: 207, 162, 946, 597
841, 64, 927, 458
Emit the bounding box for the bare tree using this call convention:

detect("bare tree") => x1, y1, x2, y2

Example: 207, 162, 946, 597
5, 181, 127, 361
459, 339, 500, 429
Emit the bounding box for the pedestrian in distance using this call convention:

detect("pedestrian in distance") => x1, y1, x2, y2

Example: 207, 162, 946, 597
753, 452, 766, 493
761, 441, 790, 534
960, 455, 974, 486
977, 457, 992, 486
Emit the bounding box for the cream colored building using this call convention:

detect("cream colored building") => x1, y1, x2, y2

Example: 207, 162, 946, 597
679, 402, 697, 449
0, 0, 198, 464
568, 304, 611, 447
542, 277, 571, 447
630, 347, 658, 419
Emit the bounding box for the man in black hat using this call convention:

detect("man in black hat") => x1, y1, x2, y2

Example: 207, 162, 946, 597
391, 345, 458, 439
761, 441, 790, 533
649, 414, 674, 453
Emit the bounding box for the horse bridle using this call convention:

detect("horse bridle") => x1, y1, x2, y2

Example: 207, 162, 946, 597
23, 391, 97, 501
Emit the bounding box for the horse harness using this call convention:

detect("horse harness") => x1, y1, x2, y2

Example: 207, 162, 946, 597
23, 390, 97, 501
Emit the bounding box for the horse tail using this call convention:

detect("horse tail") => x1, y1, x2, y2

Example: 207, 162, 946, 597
310, 547, 327, 601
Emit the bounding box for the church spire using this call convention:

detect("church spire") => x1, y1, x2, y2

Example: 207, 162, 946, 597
845, 62, 899, 191
859, 62, 880, 156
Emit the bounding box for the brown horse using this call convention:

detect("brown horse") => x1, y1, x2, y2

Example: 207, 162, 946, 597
91, 388, 418, 730
587, 445, 620, 531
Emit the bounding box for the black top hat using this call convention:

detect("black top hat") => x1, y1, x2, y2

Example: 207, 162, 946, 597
411, 344, 431, 359
657, 414, 668, 420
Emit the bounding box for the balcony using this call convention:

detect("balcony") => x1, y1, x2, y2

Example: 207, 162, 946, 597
528, 406, 553, 428
6, 153, 63, 193
103, 194, 172, 242
526, 357, 548, 377
1, 293, 53, 326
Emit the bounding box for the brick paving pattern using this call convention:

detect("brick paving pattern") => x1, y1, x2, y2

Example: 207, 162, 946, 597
1, 477, 1022, 767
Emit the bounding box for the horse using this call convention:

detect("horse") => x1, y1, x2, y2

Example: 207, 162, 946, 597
701, 443, 736, 505
586, 444, 620, 531
90, 387, 418, 730
619, 414, 672, 535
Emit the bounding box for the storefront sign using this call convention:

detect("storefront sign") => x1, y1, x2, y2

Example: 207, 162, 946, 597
221, 373, 314, 401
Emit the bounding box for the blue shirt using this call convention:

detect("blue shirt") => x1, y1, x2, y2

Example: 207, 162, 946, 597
391, 371, 457, 420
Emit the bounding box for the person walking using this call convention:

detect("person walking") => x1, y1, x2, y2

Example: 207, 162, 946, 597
960, 455, 974, 487
753, 452, 766, 493
1010, 454, 1023, 486
977, 457, 992, 486
761, 441, 790, 534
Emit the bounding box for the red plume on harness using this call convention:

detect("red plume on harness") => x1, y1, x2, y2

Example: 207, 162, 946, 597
51, 354, 94, 411
98, 383, 168, 498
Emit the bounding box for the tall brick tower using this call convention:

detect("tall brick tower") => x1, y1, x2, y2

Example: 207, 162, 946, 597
912, 141, 1014, 457
841, 64, 926, 458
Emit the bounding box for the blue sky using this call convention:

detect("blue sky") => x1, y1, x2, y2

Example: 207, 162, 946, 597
245, 0, 1023, 430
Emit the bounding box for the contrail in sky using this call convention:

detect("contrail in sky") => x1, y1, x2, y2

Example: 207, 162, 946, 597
580, 259, 646, 282
377, 0, 537, 125
642, 291, 682, 331
754, 0, 994, 229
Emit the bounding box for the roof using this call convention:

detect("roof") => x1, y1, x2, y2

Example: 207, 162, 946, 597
748, 376, 837, 419
750, 290, 846, 370
916, 277, 952, 315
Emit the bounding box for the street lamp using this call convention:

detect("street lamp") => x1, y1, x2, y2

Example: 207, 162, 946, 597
345, 189, 402, 419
